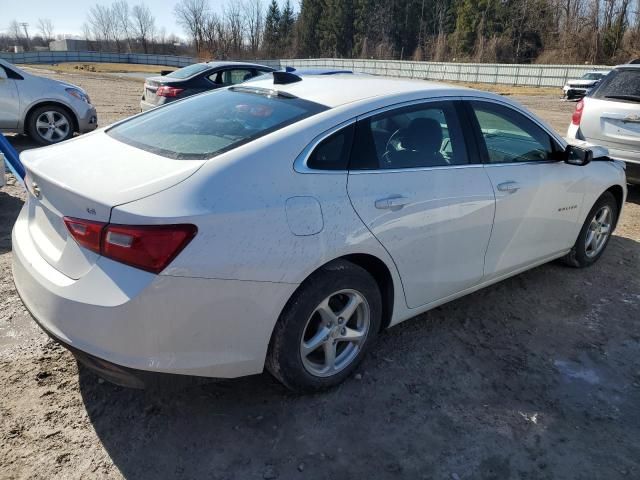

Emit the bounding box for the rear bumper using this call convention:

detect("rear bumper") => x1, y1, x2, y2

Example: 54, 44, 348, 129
140, 100, 157, 112
11, 205, 297, 379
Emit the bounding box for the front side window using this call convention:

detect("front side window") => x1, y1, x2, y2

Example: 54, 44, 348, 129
350, 101, 467, 170
470, 101, 556, 163
108, 88, 328, 159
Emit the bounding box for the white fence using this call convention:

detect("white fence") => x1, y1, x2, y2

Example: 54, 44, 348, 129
0, 51, 197, 68
277, 59, 611, 88
0, 51, 611, 88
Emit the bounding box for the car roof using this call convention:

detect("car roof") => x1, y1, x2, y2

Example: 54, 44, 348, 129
615, 64, 640, 70
202, 61, 273, 69
245, 73, 475, 108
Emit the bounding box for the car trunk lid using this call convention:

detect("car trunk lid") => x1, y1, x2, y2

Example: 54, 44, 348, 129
20, 131, 204, 279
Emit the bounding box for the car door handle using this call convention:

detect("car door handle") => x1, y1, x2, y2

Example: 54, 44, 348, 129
375, 196, 410, 210
497, 181, 520, 194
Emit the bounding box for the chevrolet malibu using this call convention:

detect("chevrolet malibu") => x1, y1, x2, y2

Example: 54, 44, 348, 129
13, 72, 627, 392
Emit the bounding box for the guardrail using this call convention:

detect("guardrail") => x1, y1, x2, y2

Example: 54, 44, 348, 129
0, 51, 611, 88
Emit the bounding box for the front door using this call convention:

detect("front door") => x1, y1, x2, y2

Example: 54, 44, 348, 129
347, 100, 495, 309
466, 99, 585, 279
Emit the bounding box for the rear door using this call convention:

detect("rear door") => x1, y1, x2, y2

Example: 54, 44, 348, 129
0, 65, 20, 129
347, 99, 495, 309
581, 68, 640, 153
466, 99, 585, 279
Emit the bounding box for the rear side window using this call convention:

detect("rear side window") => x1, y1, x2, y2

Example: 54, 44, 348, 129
592, 69, 640, 103
108, 88, 328, 159
350, 101, 467, 170
307, 124, 354, 170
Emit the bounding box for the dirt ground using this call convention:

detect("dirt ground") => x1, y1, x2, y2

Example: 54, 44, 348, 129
1, 69, 639, 480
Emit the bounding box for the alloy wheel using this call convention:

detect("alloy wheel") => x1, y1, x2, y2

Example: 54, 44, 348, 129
35, 111, 70, 142
300, 289, 370, 377
585, 205, 612, 258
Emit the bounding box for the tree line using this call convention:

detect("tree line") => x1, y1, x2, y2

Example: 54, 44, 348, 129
176, 0, 640, 64
3, 0, 640, 64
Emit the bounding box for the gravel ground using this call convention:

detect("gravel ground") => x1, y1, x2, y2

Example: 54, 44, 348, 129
1, 69, 639, 480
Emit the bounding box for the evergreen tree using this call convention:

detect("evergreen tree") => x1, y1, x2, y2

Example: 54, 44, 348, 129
279, 0, 295, 56
298, 0, 324, 57
263, 0, 281, 58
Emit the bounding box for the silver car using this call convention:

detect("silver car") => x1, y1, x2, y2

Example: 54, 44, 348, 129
567, 64, 640, 184
0, 59, 97, 145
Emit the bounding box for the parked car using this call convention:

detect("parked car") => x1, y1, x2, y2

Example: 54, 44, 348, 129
562, 71, 610, 99
567, 64, 640, 184
0, 59, 97, 145
13, 73, 626, 392
140, 61, 275, 111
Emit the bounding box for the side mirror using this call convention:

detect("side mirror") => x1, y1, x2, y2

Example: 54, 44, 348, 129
0, 68, 7, 80
564, 145, 593, 166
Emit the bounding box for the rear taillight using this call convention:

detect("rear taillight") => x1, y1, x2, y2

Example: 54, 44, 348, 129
64, 217, 197, 274
102, 224, 197, 274
63, 217, 105, 254
156, 86, 184, 97
572, 99, 584, 125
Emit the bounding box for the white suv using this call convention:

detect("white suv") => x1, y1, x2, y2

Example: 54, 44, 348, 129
567, 64, 640, 184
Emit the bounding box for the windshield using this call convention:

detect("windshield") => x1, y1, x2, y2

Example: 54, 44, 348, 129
108, 88, 328, 159
592, 69, 640, 102
164, 63, 210, 79
581, 73, 605, 80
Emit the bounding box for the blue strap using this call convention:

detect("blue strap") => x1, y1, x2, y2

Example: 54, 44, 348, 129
0, 133, 26, 188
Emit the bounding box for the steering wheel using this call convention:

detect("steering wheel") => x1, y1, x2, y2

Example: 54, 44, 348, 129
382, 128, 405, 166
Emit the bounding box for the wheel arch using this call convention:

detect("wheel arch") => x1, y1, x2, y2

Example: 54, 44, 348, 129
605, 184, 624, 229
277, 253, 397, 333
23, 101, 79, 134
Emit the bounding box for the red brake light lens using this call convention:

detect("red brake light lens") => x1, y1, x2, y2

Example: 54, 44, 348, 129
572, 99, 584, 126
64, 218, 197, 274
102, 224, 197, 274
156, 86, 184, 97
63, 217, 106, 254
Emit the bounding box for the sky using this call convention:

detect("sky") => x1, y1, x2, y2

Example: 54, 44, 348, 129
0, 0, 241, 38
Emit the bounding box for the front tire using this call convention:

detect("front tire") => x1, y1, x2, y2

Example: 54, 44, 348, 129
266, 260, 382, 392
563, 192, 618, 268
27, 106, 74, 145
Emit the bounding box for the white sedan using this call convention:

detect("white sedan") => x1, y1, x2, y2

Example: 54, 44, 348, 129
12, 72, 627, 392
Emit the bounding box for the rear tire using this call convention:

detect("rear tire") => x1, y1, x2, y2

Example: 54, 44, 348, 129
562, 192, 618, 268
266, 260, 382, 393
27, 105, 74, 145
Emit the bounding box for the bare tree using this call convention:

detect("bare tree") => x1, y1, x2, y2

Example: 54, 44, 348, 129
86, 4, 115, 50
224, 1, 244, 57
174, 0, 209, 54
132, 3, 155, 53
244, 0, 263, 56
37, 18, 54, 41
112, 0, 132, 52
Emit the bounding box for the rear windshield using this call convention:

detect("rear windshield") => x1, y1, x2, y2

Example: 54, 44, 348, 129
592, 69, 640, 103
164, 63, 210, 79
107, 88, 328, 159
